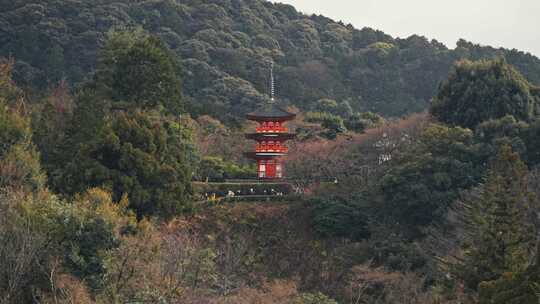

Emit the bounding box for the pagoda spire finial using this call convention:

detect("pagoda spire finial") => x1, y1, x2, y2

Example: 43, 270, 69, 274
269, 60, 275, 103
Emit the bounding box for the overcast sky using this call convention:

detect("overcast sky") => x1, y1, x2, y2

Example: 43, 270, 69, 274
270, 0, 540, 57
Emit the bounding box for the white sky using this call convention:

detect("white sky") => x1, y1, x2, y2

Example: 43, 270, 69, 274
270, 0, 540, 57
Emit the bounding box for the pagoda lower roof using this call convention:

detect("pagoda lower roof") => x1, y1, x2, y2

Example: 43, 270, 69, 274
246, 103, 296, 121
245, 133, 296, 141
244, 152, 287, 159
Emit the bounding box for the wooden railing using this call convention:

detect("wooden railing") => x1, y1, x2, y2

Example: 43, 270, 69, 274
255, 144, 288, 153
256, 126, 289, 133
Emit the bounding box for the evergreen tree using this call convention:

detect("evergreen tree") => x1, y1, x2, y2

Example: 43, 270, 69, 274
49, 31, 195, 218
456, 145, 537, 290
96, 29, 184, 114
431, 58, 539, 129
58, 109, 195, 218
379, 123, 484, 235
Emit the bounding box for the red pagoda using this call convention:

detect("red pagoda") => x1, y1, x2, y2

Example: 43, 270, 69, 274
245, 103, 296, 179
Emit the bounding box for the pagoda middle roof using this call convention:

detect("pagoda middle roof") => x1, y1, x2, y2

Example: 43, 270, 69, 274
245, 133, 296, 141
246, 103, 296, 121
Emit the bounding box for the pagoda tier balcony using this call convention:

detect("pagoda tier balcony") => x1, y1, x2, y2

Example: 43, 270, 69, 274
255, 126, 289, 133
245, 133, 296, 141
255, 144, 289, 153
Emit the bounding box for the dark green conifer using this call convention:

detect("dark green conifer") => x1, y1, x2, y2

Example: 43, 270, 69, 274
457, 145, 536, 291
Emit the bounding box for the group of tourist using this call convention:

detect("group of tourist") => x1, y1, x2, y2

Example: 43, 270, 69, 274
204, 188, 285, 200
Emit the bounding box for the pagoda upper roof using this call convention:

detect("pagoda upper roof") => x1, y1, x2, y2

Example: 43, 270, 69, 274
246, 103, 296, 121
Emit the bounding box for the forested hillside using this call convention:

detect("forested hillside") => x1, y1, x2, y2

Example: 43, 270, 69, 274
4, 0, 540, 303
2, 0, 540, 121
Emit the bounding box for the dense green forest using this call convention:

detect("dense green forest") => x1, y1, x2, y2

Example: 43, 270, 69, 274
3, 0, 540, 303
2, 0, 540, 121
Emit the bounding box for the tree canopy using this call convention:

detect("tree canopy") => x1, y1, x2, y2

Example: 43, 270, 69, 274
2, 0, 540, 121
431, 59, 540, 128
45, 31, 196, 218
96, 30, 184, 114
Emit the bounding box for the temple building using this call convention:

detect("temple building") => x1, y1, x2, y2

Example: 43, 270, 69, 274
244, 103, 296, 179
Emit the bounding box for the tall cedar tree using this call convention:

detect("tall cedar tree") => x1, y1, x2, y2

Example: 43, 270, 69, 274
457, 145, 537, 290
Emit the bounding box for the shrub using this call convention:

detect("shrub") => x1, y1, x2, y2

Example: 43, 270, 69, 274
197, 156, 255, 182
294, 292, 338, 304
305, 112, 347, 138
310, 197, 370, 241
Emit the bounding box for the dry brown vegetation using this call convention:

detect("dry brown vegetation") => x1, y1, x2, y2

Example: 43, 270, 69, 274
286, 113, 430, 193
